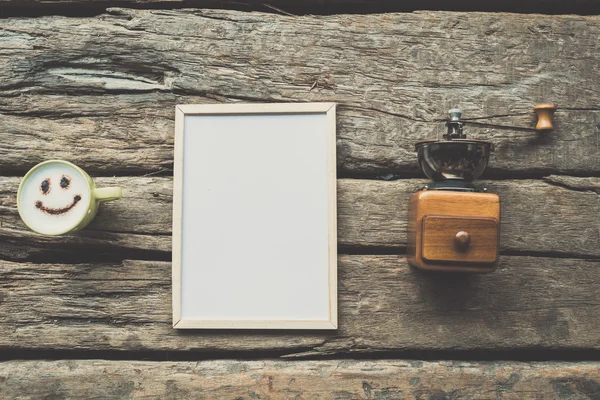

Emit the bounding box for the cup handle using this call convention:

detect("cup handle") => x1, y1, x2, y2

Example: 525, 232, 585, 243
94, 187, 122, 202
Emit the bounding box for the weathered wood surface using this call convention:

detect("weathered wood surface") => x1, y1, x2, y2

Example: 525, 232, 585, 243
2, 176, 599, 258
2, 360, 600, 400
1, 9, 599, 176
2, 255, 599, 353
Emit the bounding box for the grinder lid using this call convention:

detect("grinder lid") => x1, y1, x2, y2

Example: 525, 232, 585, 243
415, 139, 495, 152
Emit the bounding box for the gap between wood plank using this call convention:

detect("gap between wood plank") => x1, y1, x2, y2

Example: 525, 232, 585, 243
3, 348, 600, 362
3, 246, 600, 266
0, 244, 172, 264
337, 170, 600, 182
2, 169, 600, 180
341, 247, 600, 261
1, 0, 599, 18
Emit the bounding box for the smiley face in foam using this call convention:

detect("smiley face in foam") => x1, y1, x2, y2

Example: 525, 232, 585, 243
18, 161, 122, 235
34, 171, 83, 215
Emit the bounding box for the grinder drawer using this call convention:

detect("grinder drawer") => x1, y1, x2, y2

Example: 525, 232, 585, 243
421, 215, 499, 264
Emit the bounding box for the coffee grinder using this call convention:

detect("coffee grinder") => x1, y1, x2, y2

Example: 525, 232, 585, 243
407, 109, 500, 273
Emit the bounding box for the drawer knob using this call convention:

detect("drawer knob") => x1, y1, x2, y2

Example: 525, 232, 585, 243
454, 231, 471, 251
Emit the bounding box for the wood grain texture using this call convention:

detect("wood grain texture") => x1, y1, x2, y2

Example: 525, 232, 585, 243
2, 360, 600, 400
1, 176, 599, 259
0, 9, 599, 176
543, 175, 600, 193
1, 255, 599, 353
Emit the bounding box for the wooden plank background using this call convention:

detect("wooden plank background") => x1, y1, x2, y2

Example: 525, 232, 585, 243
1, 2, 599, 398
3, 360, 600, 399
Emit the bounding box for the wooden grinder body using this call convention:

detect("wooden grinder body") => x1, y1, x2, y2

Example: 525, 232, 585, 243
408, 190, 500, 273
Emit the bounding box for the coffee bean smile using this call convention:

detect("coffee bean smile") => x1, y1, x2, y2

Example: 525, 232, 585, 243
35, 195, 82, 215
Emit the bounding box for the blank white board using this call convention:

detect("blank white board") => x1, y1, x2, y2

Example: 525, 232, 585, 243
172, 103, 337, 329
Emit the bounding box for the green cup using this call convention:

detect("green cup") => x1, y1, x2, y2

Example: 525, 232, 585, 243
17, 160, 122, 236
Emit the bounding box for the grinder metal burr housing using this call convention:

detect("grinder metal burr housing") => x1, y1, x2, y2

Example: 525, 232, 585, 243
407, 109, 500, 273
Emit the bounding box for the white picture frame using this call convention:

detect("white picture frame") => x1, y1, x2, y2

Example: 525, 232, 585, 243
172, 103, 337, 329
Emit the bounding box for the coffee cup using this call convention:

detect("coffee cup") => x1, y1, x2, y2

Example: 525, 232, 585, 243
17, 160, 122, 235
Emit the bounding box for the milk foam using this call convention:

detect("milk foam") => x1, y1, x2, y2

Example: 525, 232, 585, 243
19, 162, 90, 235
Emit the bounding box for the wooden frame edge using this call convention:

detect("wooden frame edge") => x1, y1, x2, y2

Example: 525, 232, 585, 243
176, 102, 335, 115
174, 320, 337, 330
172, 102, 338, 330
172, 106, 185, 326
326, 103, 338, 329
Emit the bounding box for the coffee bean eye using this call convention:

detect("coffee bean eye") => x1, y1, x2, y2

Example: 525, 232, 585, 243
40, 179, 50, 195
60, 175, 71, 189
